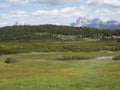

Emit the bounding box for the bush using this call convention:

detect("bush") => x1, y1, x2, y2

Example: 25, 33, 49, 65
117, 39, 120, 42
58, 55, 92, 60
113, 55, 120, 60
5, 58, 18, 64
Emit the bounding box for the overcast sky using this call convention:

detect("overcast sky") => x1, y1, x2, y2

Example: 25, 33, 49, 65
0, 0, 120, 26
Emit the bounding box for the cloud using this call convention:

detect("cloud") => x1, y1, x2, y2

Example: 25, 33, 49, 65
0, 0, 120, 27
1, 0, 120, 9
7, 0, 29, 4
6, 0, 81, 6
90, 8, 120, 21
0, 0, 120, 9
0, 11, 28, 18
31, 6, 93, 25
10, 11, 28, 18
0, 0, 81, 9
31, 8, 73, 25
32, 6, 91, 18
0, 3, 10, 8
0, 10, 28, 26
0, 6, 92, 26
1, 4, 120, 27
0, 14, 9, 18
0, 22, 8, 27
86, 0, 120, 8
6, 0, 120, 7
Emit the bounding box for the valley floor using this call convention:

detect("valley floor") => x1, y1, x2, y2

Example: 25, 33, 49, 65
0, 52, 120, 90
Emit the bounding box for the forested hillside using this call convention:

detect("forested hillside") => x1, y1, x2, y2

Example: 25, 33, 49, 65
0, 25, 120, 42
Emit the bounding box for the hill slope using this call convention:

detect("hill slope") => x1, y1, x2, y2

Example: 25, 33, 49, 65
0, 25, 120, 42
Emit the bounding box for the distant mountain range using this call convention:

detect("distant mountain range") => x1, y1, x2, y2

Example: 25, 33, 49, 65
71, 17, 120, 30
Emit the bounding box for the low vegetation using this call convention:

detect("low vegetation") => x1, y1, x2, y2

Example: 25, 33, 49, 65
5, 57, 18, 64
0, 41, 119, 55
58, 55, 92, 60
113, 55, 120, 60
0, 25, 119, 89
0, 52, 120, 90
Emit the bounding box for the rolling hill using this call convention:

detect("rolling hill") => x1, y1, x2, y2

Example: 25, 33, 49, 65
0, 24, 120, 42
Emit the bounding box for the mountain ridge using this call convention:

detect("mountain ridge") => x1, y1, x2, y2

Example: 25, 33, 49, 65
71, 17, 120, 30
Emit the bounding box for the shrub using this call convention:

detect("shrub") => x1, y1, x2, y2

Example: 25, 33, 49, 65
113, 55, 120, 60
117, 39, 120, 42
5, 58, 18, 64
58, 55, 92, 60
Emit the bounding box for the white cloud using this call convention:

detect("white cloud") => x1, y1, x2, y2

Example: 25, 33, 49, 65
90, 8, 120, 21
0, 22, 8, 27
6, 0, 120, 7
0, 11, 29, 26
0, 0, 120, 26
31, 6, 93, 25
6, 0, 81, 6
0, 14, 9, 18
32, 6, 91, 18
0, 3, 10, 8
86, 0, 120, 8
0, 11, 28, 18
0, 0, 120, 8
10, 11, 28, 18
7, 0, 29, 4
1, 4, 120, 27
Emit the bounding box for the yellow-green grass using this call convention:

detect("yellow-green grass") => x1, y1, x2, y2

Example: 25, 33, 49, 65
0, 52, 120, 90
0, 41, 120, 54
0, 51, 120, 61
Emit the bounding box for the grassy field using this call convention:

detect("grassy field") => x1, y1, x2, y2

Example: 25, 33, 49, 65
0, 41, 120, 55
0, 51, 120, 90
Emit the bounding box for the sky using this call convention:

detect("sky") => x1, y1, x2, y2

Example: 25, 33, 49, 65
0, 0, 120, 27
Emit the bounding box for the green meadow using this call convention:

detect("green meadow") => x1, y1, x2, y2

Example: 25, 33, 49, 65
0, 24, 120, 90
0, 50, 120, 90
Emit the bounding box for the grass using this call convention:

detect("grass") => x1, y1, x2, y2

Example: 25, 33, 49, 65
0, 51, 120, 90
0, 41, 120, 55
0, 51, 119, 61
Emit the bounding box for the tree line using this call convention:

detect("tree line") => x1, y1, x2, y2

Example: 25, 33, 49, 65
0, 24, 119, 42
